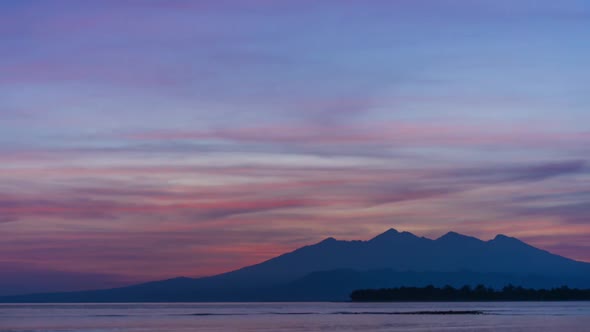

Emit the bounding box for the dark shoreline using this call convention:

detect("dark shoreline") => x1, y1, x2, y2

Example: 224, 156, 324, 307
350, 285, 590, 302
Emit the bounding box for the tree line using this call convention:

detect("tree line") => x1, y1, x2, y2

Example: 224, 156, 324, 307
350, 284, 590, 302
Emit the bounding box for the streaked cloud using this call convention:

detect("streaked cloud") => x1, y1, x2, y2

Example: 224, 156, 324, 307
0, 0, 589, 294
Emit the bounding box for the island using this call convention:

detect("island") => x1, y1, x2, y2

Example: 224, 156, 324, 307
350, 285, 590, 302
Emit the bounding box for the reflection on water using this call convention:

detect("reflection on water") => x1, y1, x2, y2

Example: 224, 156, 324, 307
1, 302, 589, 331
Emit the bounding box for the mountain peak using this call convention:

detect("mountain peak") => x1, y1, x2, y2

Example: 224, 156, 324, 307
319, 237, 337, 244
488, 234, 534, 250
491, 234, 522, 244
438, 231, 460, 239
384, 227, 399, 235
437, 231, 480, 242
369, 228, 398, 241
369, 228, 420, 243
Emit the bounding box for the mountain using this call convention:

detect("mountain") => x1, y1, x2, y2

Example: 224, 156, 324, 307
2, 228, 590, 302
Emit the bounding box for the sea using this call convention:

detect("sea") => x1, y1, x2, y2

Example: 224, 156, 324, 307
1, 302, 589, 331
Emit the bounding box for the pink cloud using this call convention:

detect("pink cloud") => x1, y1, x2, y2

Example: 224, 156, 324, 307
0, 194, 312, 223
124, 122, 590, 149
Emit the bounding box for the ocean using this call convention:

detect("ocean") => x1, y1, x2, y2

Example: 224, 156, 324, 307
1, 302, 589, 331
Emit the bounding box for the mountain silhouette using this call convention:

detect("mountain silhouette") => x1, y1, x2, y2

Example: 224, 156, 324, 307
2, 228, 589, 302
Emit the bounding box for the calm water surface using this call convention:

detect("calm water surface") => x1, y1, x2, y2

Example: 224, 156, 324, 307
1, 302, 589, 331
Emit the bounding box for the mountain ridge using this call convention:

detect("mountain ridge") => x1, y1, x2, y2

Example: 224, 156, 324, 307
1, 228, 589, 302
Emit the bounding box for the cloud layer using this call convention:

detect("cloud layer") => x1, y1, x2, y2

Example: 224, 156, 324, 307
0, 0, 589, 294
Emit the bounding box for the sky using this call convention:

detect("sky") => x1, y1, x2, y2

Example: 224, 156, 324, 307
1, 0, 589, 295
